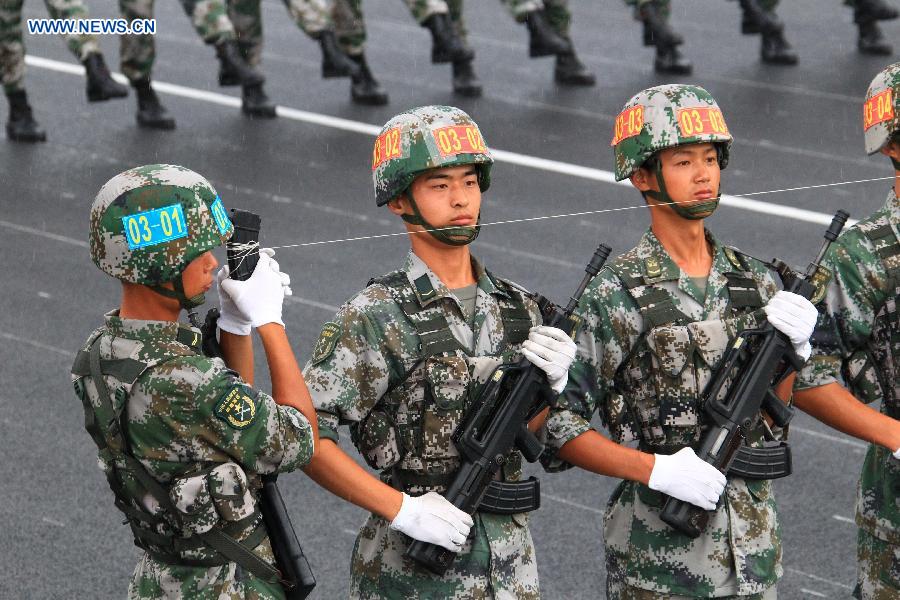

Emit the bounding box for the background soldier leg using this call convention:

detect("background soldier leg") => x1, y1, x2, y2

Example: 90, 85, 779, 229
444, 0, 481, 97
501, 0, 571, 57
282, 0, 358, 78
0, 0, 45, 141
848, 0, 898, 54
119, 0, 175, 129
733, 0, 797, 64
44, 0, 129, 100
177, 0, 263, 87
625, 0, 691, 75
402, 0, 472, 63
854, 529, 900, 600
333, 0, 388, 104
542, 0, 594, 85
227, 0, 275, 117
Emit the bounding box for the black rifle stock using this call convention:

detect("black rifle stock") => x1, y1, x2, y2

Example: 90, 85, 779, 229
194, 209, 316, 599
405, 243, 612, 575
659, 210, 849, 538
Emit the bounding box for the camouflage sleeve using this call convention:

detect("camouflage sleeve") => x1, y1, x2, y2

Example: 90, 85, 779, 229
302, 290, 398, 445
796, 231, 889, 391
157, 355, 315, 474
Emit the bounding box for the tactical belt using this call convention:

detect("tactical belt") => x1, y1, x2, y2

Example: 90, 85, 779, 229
389, 469, 540, 514
640, 441, 792, 481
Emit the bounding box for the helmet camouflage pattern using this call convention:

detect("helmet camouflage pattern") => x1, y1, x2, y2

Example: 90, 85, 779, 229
90, 164, 233, 285
863, 62, 900, 155
372, 105, 493, 206
611, 84, 733, 181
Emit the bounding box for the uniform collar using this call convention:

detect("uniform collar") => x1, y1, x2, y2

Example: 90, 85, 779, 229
104, 309, 202, 351
639, 228, 733, 306
401, 251, 507, 308
885, 187, 899, 219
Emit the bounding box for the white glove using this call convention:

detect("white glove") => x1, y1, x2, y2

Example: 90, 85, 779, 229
521, 325, 577, 394
648, 447, 727, 511
389, 492, 474, 553
219, 248, 292, 329
763, 290, 818, 361
893, 447, 900, 461
215, 265, 252, 335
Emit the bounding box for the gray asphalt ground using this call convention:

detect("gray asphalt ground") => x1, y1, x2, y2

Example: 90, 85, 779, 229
0, 0, 896, 597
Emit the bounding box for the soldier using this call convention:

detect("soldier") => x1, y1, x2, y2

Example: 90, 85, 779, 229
302, 105, 578, 598
118, 0, 268, 129
331, 0, 389, 105
277, 0, 359, 80
543, 85, 819, 598
627, 0, 796, 74
1, 0, 127, 142
849, 0, 898, 55
74, 164, 318, 598
792, 63, 900, 600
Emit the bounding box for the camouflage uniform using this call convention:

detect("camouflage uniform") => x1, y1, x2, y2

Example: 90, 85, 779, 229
545, 229, 782, 598
75, 164, 316, 599
119, 0, 238, 82
304, 252, 542, 599
0, 0, 102, 93
794, 63, 900, 600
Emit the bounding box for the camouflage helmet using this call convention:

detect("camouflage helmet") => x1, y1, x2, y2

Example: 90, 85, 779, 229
863, 62, 900, 155
372, 105, 493, 206
90, 164, 233, 285
611, 84, 733, 181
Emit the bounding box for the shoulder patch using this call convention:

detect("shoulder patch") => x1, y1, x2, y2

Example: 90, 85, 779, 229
214, 385, 257, 430
723, 246, 743, 270
312, 321, 342, 365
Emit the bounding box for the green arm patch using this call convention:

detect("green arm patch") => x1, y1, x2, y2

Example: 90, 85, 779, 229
809, 265, 833, 305
214, 385, 258, 430
312, 321, 342, 365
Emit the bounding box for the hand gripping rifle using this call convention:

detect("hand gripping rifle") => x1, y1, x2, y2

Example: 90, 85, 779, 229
191, 210, 317, 599
406, 243, 612, 575
659, 210, 849, 538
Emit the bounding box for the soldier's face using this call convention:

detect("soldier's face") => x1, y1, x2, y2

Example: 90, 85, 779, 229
881, 138, 900, 165
180, 251, 219, 298
392, 165, 482, 227
641, 143, 721, 219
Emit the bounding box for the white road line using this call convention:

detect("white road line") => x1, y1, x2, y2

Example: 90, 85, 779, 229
787, 567, 855, 590
0, 219, 87, 248
542, 493, 605, 516
800, 588, 828, 598
24, 55, 854, 227
790, 426, 868, 450
832, 515, 855, 524
285, 296, 340, 313
0, 331, 74, 357
41, 517, 65, 527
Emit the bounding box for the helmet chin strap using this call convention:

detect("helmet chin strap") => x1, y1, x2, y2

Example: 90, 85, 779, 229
150, 274, 206, 311
643, 158, 720, 220
399, 189, 481, 246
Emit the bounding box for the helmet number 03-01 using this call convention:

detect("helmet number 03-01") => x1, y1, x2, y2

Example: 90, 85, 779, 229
122, 204, 188, 250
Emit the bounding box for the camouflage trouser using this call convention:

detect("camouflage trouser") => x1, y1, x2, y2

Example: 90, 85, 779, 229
622, 0, 779, 21
607, 584, 777, 599
853, 529, 900, 600
120, 0, 267, 82
0, 0, 101, 93
281, 0, 334, 37
501, 0, 570, 37
349, 511, 540, 599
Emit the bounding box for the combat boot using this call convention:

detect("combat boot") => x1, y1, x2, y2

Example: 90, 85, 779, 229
740, 0, 783, 34
524, 10, 571, 57
640, 2, 683, 47
761, 29, 798, 64
452, 59, 482, 97
424, 13, 473, 64
858, 21, 893, 54
83, 53, 128, 102
854, 0, 899, 22
241, 83, 276, 118
132, 79, 175, 130
555, 52, 596, 86
216, 39, 264, 87
318, 31, 360, 78
350, 54, 388, 106
654, 45, 692, 75
5, 90, 46, 142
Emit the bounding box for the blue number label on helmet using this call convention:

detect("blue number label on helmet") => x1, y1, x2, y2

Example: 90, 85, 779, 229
122, 204, 188, 250
210, 196, 231, 236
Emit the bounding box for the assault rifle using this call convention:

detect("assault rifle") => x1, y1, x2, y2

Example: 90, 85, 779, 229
189, 209, 316, 599
406, 243, 612, 575
659, 210, 849, 538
